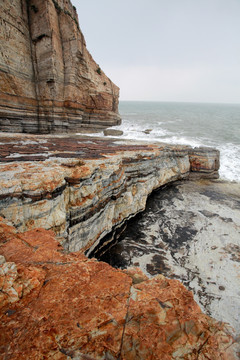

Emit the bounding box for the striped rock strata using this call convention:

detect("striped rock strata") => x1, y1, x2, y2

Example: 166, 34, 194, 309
0, 0, 120, 134
0, 218, 239, 360
0, 134, 219, 254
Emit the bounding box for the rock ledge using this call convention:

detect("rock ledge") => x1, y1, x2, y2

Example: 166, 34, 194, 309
0, 135, 220, 254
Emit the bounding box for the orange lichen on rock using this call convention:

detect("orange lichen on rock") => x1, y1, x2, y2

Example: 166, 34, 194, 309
0, 218, 239, 359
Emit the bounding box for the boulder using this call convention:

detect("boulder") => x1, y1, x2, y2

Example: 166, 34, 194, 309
103, 129, 124, 136
143, 128, 152, 134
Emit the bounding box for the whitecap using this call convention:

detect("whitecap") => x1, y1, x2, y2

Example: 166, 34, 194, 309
218, 144, 240, 182
159, 136, 203, 148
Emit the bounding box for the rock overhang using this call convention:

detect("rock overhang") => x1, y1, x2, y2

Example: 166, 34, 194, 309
0, 134, 220, 254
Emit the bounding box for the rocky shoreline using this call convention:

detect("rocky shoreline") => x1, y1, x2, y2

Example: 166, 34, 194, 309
1, 0, 239, 358
100, 179, 240, 338
0, 133, 240, 359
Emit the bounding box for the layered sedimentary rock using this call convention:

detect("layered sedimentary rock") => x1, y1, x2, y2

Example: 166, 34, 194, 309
188, 147, 220, 179
0, 0, 120, 134
0, 134, 220, 254
0, 218, 239, 359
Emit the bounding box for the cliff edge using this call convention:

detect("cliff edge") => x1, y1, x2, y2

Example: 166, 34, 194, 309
0, 0, 121, 134
0, 134, 220, 254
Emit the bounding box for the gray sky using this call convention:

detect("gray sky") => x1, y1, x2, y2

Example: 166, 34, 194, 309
72, 0, 240, 103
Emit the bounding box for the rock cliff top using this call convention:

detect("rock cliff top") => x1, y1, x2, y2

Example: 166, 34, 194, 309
0, 0, 120, 134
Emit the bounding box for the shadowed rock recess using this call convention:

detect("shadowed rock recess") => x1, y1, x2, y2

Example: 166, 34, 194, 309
0, 134, 240, 359
0, 0, 120, 133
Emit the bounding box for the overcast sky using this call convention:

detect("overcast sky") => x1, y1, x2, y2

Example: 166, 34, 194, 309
71, 0, 240, 103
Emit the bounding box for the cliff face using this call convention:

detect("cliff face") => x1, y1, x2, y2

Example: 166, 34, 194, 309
0, 0, 120, 134
0, 134, 220, 254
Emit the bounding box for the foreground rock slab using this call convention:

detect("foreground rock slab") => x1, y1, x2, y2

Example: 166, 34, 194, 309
0, 218, 239, 359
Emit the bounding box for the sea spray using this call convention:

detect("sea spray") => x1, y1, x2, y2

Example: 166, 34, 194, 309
88, 101, 240, 182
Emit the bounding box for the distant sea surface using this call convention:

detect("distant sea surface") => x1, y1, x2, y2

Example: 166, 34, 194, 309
108, 101, 240, 182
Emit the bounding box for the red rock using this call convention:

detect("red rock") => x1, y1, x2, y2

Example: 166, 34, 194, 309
0, 219, 239, 359
123, 267, 149, 284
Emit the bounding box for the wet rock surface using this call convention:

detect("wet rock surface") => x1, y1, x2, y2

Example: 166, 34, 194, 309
100, 180, 240, 336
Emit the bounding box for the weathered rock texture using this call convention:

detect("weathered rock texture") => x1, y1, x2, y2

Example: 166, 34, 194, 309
0, 218, 239, 359
188, 147, 220, 179
0, 134, 220, 254
0, 0, 120, 134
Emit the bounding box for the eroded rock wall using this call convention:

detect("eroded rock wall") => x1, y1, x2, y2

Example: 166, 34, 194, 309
0, 135, 220, 254
0, 0, 120, 134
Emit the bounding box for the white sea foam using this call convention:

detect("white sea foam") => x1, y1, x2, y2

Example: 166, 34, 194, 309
79, 100, 240, 183
87, 124, 240, 182
87, 121, 169, 142
218, 144, 240, 182
117, 112, 240, 182
88, 123, 240, 182
157, 135, 203, 148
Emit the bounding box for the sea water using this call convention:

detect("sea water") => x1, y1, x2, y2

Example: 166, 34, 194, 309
110, 101, 240, 182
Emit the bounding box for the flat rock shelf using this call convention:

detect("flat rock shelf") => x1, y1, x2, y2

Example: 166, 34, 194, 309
100, 180, 240, 337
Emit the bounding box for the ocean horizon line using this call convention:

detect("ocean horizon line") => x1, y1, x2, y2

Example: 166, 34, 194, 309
119, 100, 240, 106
